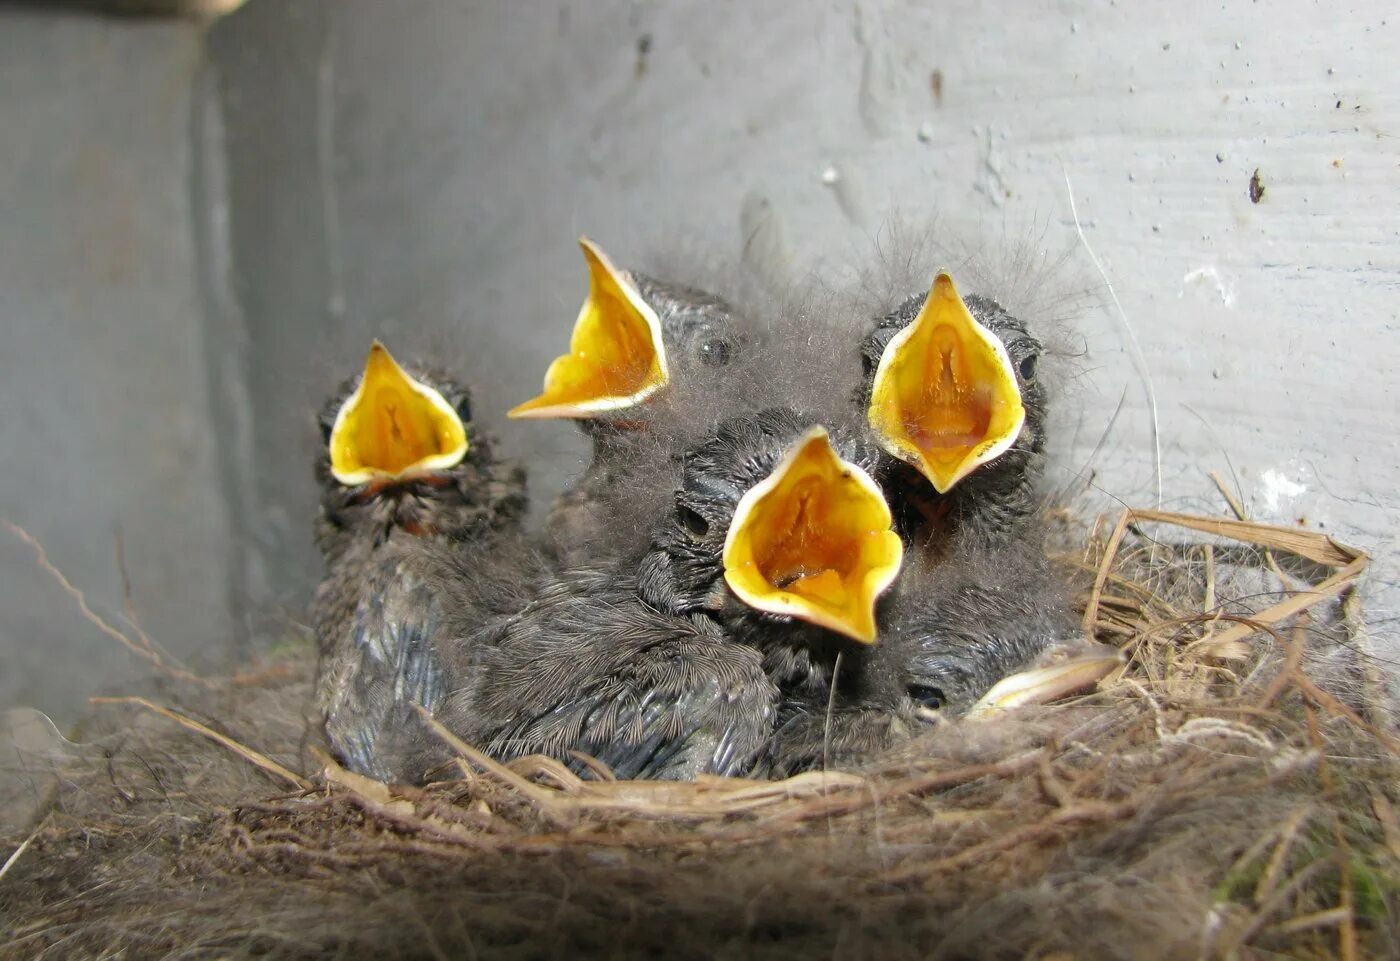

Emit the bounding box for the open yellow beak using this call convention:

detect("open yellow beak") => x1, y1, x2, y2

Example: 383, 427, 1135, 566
963, 638, 1123, 720
867, 272, 1026, 493
722, 427, 904, 644
508, 237, 669, 420
328, 341, 469, 486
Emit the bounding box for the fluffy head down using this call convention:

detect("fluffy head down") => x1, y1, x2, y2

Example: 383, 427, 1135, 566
875, 536, 1078, 715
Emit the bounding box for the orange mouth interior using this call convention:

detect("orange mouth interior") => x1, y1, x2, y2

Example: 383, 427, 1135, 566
508, 238, 668, 419
328, 341, 469, 485
723, 427, 903, 644
868, 273, 1026, 493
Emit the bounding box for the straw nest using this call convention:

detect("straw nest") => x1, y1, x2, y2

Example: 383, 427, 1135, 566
1, 504, 1396, 961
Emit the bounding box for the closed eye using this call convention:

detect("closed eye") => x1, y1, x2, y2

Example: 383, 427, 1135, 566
678, 505, 711, 538
907, 683, 946, 711
699, 337, 734, 368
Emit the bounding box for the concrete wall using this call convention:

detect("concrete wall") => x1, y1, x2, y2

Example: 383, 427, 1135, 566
0, 8, 238, 723
2, 0, 1396, 727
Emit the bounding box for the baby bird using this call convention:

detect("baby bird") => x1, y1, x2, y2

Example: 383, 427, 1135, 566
861, 271, 1049, 550
636, 408, 905, 708
312, 342, 525, 782
427, 407, 905, 780
508, 238, 750, 565
764, 536, 1122, 774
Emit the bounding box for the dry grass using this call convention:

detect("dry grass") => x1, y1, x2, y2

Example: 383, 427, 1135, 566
1, 507, 1397, 960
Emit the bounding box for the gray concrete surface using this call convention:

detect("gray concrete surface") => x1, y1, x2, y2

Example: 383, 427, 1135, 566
2, 0, 1396, 728
0, 8, 237, 723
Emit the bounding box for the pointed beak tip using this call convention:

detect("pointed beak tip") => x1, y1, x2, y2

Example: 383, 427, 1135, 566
849, 625, 879, 646
926, 467, 959, 495
364, 339, 395, 365
813, 603, 881, 645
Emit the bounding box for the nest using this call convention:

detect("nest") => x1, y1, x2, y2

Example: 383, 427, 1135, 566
1, 505, 1397, 961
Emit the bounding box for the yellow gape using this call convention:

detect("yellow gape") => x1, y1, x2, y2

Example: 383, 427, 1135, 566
328, 341, 469, 486
722, 427, 903, 644
508, 237, 669, 419
868, 272, 1026, 493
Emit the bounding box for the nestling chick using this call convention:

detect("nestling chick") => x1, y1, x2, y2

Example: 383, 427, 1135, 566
312, 342, 525, 782
508, 238, 750, 565
862, 272, 1049, 550
637, 407, 904, 705
765, 533, 1122, 774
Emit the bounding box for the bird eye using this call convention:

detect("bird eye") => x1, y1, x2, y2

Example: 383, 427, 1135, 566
1018, 353, 1038, 382
698, 338, 733, 368
907, 684, 946, 711
678, 505, 711, 538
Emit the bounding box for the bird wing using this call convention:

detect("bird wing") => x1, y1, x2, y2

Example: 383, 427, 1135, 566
323, 548, 448, 782
464, 574, 776, 780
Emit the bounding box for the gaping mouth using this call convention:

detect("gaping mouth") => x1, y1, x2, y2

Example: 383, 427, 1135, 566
328, 341, 469, 486
963, 638, 1123, 719
508, 237, 669, 420
722, 427, 904, 644
867, 272, 1026, 493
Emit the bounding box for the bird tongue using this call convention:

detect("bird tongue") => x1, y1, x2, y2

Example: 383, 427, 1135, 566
508, 238, 669, 420
779, 569, 849, 609
722, 427, 903, 644
328, 341, 469, 486
902, 325, 994, 449
867, 271, 1026, 493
